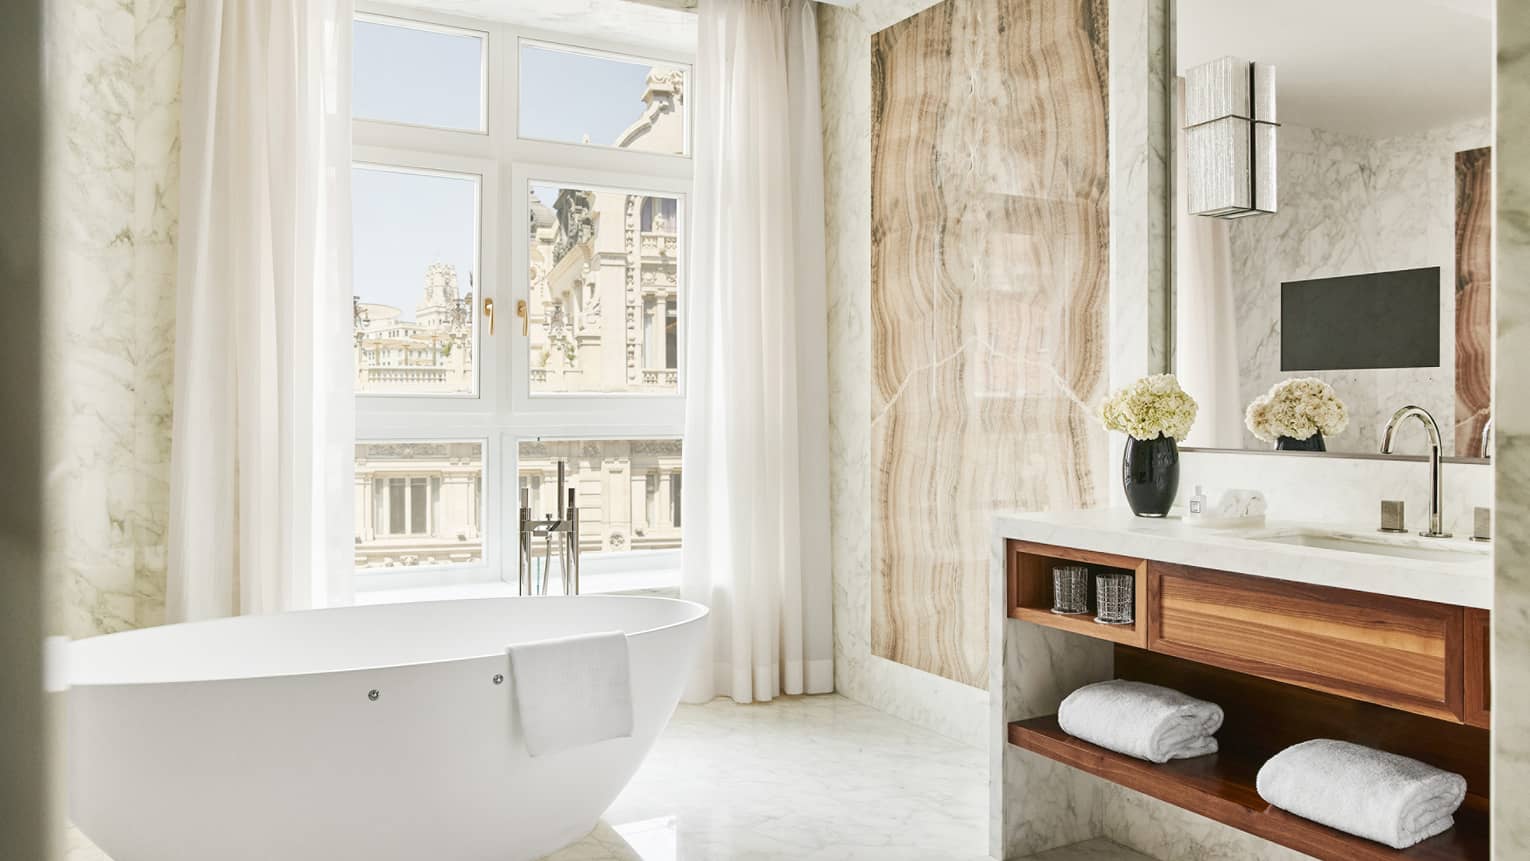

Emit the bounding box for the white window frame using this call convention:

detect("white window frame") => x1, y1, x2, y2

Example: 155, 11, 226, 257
352, 3, 692, 593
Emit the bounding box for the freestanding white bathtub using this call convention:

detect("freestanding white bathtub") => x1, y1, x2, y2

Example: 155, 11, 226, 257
67, 595, 707, 861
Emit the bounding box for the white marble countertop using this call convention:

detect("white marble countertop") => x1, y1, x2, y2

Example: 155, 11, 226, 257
994, 507, 1492, 609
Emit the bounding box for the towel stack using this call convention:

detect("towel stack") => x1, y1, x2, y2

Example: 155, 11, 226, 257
1057, 680, 1223, 764
1257, 739, 1467, 850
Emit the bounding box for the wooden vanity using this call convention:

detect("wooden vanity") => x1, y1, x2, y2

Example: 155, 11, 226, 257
1005, 538, 1491, 861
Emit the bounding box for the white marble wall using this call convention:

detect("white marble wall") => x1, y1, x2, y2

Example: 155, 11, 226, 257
1493, 1, 1530, 856
1177, 449, 1492, 537
43, 0, 183, 638
1222, 120, 1491, 456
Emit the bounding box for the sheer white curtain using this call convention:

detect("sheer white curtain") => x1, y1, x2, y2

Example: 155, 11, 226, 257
168, 0, 355, 621
1173, 77, 1242, 448
682, 0, 833, 703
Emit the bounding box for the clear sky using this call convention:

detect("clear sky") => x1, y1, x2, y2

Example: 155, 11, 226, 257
353, 166, 479, 316
351, 20, 663, 320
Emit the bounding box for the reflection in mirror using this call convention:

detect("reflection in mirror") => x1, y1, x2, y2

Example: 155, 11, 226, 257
1172, 0, 1494, 459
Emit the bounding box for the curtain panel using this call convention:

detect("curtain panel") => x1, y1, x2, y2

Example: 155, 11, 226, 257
682, 0, 834, 703
168, 0, 355, 620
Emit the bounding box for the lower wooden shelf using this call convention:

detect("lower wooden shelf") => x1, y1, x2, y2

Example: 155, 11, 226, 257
1008, 716, 1488, 861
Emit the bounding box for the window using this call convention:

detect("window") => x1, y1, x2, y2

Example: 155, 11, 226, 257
518, 42, 689, 155
354, 441, 485, 568
352, 7, 691, 592
517, 439, 683, 555
353, 164, 480, 396
354, 15, 486, 132
527, 184, 682, 395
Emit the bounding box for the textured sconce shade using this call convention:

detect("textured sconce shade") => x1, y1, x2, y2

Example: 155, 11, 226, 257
1186, 56, 1277, 218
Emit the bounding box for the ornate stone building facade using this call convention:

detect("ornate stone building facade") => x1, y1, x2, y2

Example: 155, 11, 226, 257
529, 191, 680, 394
354, 262, 475, 394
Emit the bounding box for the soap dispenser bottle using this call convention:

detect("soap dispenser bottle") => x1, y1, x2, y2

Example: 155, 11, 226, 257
1188, 485, 1207, 517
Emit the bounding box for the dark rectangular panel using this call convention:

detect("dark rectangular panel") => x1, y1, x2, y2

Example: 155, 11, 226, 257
1280, 268, 1440, 371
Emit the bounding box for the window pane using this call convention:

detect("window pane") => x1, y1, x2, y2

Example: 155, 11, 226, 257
519, 42, 687, 155
355, 441, 484, 569
517, 439, 682, 555
527, 184, 681, 394
354, 165, 479, 396
354, 17, 484, 131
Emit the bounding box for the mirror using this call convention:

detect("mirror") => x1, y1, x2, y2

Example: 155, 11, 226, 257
1171, 0, 1494, 460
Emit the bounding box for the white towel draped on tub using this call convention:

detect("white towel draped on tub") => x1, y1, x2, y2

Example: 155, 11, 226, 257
1057, 680, 1223, 763
1256, 739, 1467, 849
506, 631, 635, 757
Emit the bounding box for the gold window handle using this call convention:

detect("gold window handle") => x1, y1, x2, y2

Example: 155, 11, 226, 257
483, 297, 495, 335
516, 299, 528, 335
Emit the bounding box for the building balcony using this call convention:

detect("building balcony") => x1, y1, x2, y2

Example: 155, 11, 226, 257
639, 232, 679, 258
641, 368, 678, 387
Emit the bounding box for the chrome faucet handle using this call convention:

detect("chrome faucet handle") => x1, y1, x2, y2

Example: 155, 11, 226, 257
1378, 500, 1407, 534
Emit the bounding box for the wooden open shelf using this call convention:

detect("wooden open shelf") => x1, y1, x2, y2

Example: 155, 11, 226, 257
1006, 540, 1148, 648
1007, 648, 1491, 861
1009, 716, 1487, 861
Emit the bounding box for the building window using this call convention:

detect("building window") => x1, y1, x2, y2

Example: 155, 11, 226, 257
670, 471, 682, 528
354, 441, 484, 569
353, 8, 690, 589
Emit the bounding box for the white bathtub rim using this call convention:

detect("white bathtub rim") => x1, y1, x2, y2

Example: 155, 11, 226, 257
64, 594, 709, 690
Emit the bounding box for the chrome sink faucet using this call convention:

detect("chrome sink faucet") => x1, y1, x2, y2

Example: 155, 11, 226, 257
1380, 405, 1451, 538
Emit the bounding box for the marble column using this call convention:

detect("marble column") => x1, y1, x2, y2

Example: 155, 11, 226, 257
1493, 1, 1530, 855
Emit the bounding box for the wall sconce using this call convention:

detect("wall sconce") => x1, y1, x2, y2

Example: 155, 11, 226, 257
1185, 56, 1277, 218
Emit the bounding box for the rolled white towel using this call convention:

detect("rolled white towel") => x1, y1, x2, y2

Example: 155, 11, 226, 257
1256, 739, 1467, 850
1057, 680, 1223, 763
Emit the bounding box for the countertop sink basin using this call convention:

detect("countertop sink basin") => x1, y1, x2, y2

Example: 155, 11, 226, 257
1249, 529, 1488, 564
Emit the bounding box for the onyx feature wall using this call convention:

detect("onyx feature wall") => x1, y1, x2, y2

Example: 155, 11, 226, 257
1455, 146, 1491, 458
869, 0, 1111, 688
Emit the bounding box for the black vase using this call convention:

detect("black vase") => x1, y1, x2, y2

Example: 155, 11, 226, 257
1276, 432, 1326, 452
1122, 434, 1179, 518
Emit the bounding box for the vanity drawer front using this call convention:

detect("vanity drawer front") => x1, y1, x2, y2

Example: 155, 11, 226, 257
1147, 564, 1464, 721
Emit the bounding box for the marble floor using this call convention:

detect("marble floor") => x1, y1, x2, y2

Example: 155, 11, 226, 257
67, 694, 1149, 861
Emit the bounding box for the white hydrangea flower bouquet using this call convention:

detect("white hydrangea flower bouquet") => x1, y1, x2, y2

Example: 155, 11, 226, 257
1099, 374, 1199, 441
1244, 377, 1349, 444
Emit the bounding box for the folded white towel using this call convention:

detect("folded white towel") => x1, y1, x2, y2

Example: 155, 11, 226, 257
1256, 739, 1467, 849
1057, 680, 1223, 763
506, 631, 634, 757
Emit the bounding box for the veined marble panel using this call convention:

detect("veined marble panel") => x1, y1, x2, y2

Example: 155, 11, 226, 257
1494, 1, 1530, 856
1222, 119, 1490, 457
43, 0, 182, 638
869, 0, 1111, 689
